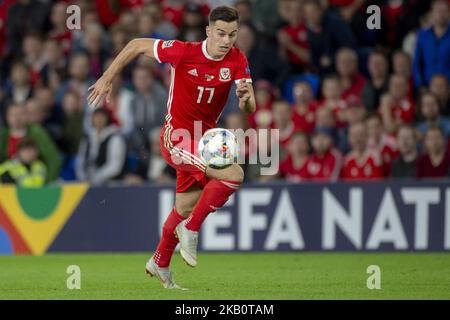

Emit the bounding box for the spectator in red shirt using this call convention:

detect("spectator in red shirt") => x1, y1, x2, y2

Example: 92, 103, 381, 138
277, 0, 310, 72
22, 32, 47, 87
248, 80, 275, 129
335, 47, 366, 103
162, 0, 186, 29
366, 114, 399, 176
319, 74, 348, 128
279, 131, 310, 182
341, 122, 384, 180
306, 127, 343, 181
379, 74, 416, 133
48, 1, 73, 57
417, 126, 450, 178
271, 100, 299, 151
392, 50, 414, 99
338, 97, 367, 153
0, 0, 15, 57
291, 81, 319, 134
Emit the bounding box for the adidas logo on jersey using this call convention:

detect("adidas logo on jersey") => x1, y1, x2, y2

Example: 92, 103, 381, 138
188, 68, 198, 76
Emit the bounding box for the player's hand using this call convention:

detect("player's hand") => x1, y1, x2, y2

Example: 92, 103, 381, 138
87, 75, 113, 109
236, 79, 250, 102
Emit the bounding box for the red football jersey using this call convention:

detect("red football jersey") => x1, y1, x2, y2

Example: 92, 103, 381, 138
318, 99, 349, 128
341, 73, 366, 103
368, 134, 399, 175
292, 101, 319, 134
392, 98, 415, 124
281, 24, 309, 66
341, 150, 384, 180
305, 148, 343, 181
279, 155, 309, 182
271, 121, 301, 150
154, 40, 252, 136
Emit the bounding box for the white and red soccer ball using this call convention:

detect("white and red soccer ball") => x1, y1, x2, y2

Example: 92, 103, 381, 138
198, 128, 239, 169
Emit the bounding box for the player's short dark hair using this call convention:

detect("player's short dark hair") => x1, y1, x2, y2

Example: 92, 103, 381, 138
209, 6, 240, 24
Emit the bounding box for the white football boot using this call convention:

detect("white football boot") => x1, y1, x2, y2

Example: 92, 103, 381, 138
145, 257, 186, 290
175, 220, 198, 267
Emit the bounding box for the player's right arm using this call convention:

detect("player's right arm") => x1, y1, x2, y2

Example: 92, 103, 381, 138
87, 38, 158, 108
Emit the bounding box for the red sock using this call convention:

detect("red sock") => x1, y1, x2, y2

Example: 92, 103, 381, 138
153, 208, 186, 267
185, 179, 241, 232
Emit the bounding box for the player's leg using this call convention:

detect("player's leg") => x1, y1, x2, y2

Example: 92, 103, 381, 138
153, 186, 201, 266
185, 164, 243, 231
175, 187, 203, 218
176, 164, 244, 267
146, 128, 204, 288
146, 186, 201, 288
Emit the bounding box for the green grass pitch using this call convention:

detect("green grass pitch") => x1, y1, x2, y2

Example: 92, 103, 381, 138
0, 253, 449, 299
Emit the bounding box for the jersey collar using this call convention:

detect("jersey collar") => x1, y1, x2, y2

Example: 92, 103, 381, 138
202, 40, 225, 61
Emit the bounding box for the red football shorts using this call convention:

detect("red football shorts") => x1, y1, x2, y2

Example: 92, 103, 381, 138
160, 124, 209, 193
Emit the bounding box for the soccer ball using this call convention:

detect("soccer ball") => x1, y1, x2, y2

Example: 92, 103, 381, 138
198, 128, 239, 169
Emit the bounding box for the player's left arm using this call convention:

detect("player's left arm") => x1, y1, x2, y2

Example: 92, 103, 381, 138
236, 79, 256, 114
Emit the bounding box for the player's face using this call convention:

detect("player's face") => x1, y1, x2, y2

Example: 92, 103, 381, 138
206, 20, 239, 58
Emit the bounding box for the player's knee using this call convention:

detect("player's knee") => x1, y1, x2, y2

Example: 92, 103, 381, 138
175, 203, 193, 217
226, 164, 244, 183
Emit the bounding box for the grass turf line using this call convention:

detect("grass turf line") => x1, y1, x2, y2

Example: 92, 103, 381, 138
0, 253, 449, 300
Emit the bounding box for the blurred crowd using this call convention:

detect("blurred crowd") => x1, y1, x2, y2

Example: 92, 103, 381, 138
0, 0, 449, 186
